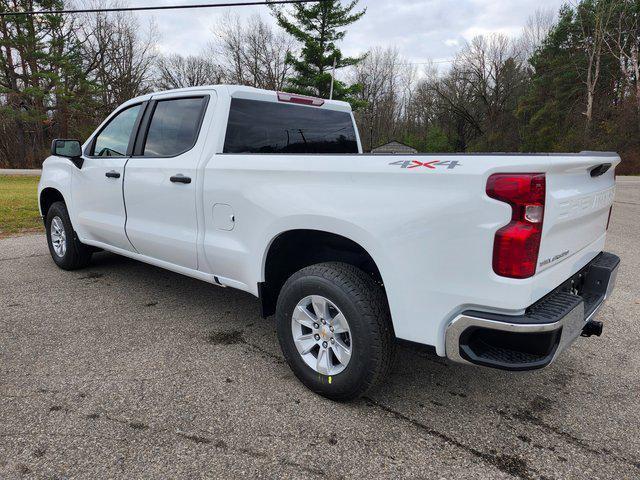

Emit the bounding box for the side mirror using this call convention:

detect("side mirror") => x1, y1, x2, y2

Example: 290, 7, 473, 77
51, 139, 84, 169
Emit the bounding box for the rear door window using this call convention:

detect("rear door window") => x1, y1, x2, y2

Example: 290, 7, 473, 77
223, 98, 358, 154
142, 97, 207, 157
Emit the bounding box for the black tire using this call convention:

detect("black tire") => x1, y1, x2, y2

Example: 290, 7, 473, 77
45, 201, 93, 270
276, 262, 395, 401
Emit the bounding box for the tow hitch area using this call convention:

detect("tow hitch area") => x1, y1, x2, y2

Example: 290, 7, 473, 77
445, 251, 619, 371
582, 320, 603, 337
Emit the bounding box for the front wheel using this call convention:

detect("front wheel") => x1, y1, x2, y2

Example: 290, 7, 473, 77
45, 201, 93, 270
276, 262, 395, 401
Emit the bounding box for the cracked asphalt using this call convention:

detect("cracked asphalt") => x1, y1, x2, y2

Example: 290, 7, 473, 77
1, 179, 639, 479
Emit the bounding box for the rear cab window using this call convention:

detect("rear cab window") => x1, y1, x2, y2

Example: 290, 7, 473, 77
223, 98, 358, 154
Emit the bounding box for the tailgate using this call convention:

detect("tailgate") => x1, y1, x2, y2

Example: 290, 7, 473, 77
537, 154, 618, 273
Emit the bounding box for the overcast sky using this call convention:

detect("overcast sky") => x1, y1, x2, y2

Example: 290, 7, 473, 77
129, 0, 565, 65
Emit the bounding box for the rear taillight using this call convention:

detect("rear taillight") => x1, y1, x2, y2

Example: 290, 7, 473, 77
487, 173, 546, 279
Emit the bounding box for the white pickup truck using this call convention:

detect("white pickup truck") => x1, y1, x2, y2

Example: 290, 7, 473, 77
38, 85, 620, 400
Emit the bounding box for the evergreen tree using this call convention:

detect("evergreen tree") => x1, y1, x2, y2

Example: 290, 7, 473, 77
518, 1, 619, 152
0, 0, 97, 166
271, 0, 365, 103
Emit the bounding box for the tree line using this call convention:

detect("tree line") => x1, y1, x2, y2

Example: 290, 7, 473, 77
352, 0, 640, 174
1, 0, 638, 174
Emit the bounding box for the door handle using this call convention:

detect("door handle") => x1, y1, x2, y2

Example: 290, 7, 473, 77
105, 170, 120, 179
170, 174, 191, 184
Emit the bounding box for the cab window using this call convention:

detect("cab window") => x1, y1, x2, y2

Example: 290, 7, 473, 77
92, 104, 142, 157
142, 97, 207, 157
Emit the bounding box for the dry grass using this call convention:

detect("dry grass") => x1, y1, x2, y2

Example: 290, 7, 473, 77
0, 175, 43, 237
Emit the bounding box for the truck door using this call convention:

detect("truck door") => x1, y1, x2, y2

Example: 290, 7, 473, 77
123, 94, 211, 270
71, 102, 144, 251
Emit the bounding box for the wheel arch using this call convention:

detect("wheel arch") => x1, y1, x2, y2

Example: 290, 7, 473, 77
38, 156, 73, 220
39, 187, 67, 221
258, 228, 388, 319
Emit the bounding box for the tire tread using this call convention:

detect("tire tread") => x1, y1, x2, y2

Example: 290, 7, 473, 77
46, 201, 92, 270
277, 261, 395, 400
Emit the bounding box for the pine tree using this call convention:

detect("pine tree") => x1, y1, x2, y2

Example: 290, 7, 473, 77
271, 0, 365, 103
0, 0, 96, 166
517, 1, 619, 152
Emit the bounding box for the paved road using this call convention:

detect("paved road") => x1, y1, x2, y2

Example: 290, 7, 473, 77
1, 183, 639, 479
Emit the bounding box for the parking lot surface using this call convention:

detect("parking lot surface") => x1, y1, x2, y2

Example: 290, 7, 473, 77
1, 179, 639, 479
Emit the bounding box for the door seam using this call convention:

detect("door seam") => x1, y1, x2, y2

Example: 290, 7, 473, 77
122, 157, 139, 253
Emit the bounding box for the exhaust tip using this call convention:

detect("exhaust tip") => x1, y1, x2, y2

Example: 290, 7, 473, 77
581, 320, 603, 337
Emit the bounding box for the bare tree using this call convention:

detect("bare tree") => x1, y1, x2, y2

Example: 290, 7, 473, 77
428, 65, 481, 150
210, 14, 294, 90
155, 54, 223, 90
409, 62, 439, 130
78, 6, 159, 111
519, 8, 556, 59
604, 1, 640, 113
428, 35, 528, 150
575, 0, 614, 125
350, 47, 417, 149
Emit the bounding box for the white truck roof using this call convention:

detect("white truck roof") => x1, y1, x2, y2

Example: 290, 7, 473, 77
123, 85, 352, 113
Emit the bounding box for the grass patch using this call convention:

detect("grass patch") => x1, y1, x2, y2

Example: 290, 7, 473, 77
0, 175, 43, 237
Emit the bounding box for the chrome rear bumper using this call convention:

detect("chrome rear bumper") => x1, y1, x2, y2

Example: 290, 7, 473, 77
445, 252, 620, 371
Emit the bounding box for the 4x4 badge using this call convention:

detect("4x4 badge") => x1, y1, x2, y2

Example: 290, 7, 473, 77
389, 160, 462, 170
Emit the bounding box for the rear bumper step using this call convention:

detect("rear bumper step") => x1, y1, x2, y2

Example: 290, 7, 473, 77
445, 251, 620, 371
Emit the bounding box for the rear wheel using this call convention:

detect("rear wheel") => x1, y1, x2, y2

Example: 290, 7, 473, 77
45, 201, 92, 270
276, 262, 394, 401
